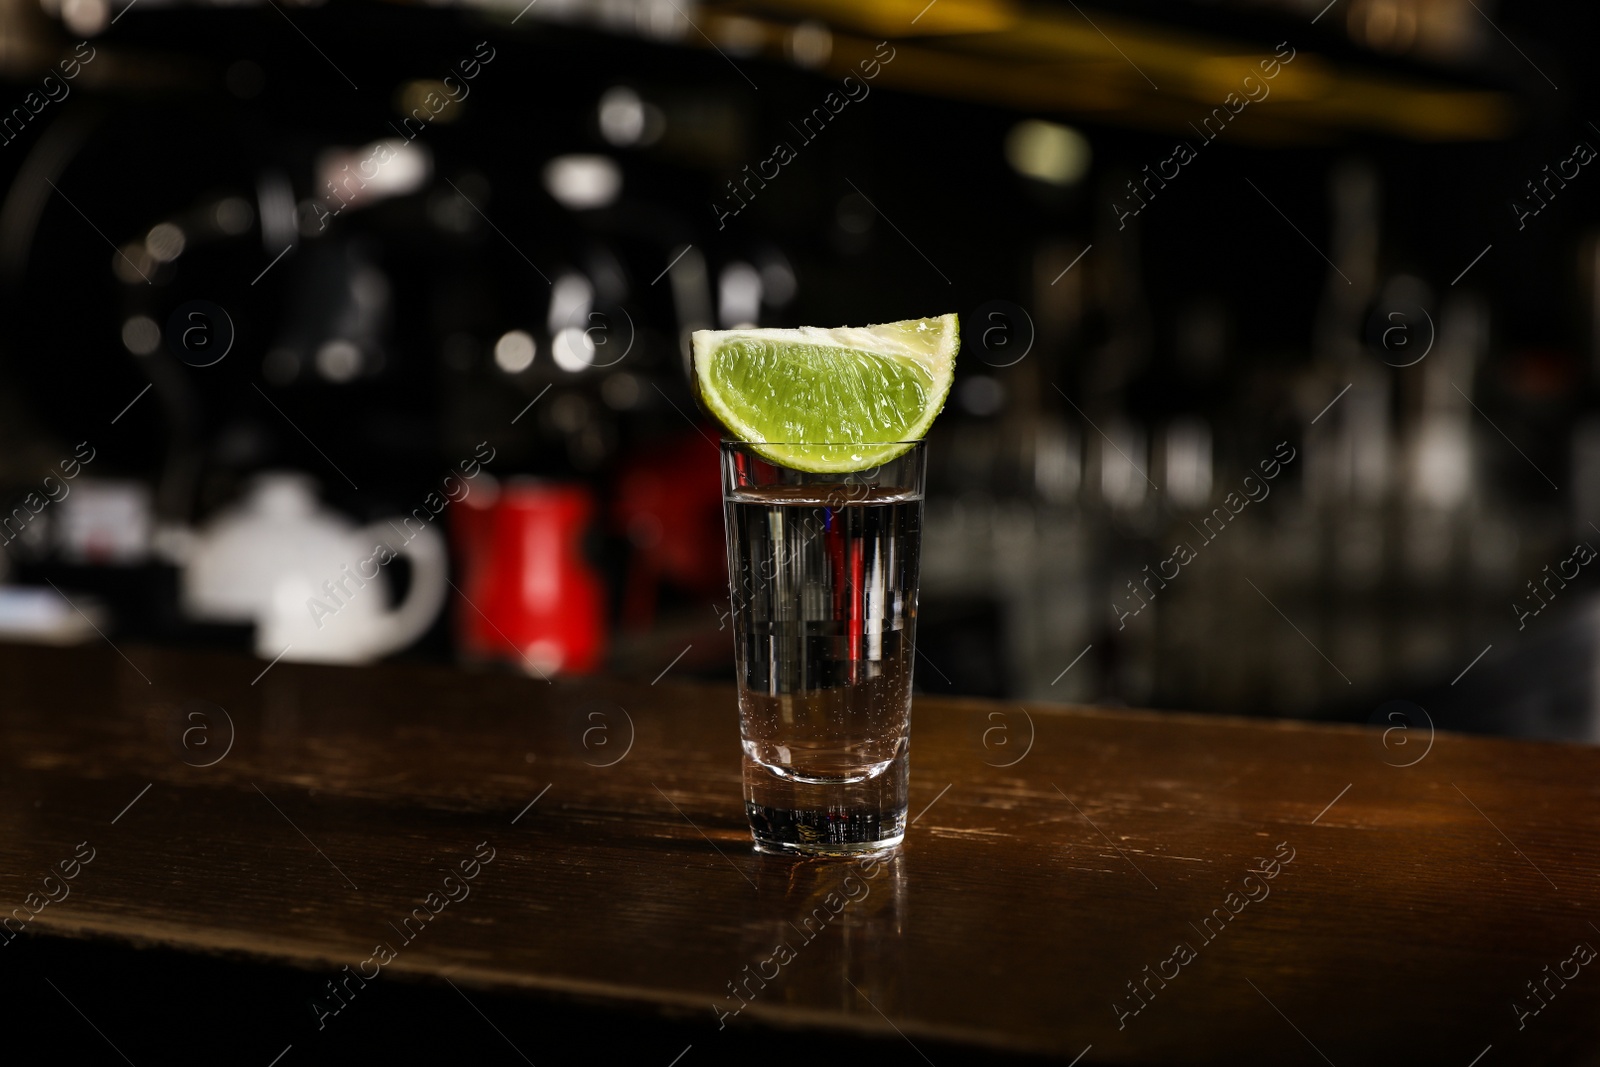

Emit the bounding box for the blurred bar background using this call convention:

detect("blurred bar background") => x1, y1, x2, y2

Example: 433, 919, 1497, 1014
0, 0, 1594, 741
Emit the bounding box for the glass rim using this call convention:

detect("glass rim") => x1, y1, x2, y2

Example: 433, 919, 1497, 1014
719, 438, 927, 447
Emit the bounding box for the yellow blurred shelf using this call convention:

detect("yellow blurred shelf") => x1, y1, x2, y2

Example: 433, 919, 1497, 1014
694, 0, 1516, 141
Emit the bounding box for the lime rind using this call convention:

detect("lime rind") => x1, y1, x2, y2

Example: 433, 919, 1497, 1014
745, 439, 918, 474
691, 314, 958, 473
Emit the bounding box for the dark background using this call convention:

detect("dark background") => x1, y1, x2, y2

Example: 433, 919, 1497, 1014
1, 0, 1596, 742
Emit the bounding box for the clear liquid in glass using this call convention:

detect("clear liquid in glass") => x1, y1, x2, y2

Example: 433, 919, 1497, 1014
726, 484, 920, 855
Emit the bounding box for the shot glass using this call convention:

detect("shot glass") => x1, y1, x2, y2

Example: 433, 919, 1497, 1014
720, 441, 926, 856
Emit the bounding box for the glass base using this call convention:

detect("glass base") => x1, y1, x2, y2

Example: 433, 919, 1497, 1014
743, 748, 908, 857
746, 801, 906, 856
751, 832, 904, 858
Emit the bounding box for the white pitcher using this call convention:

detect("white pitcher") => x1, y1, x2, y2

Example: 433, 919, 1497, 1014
181, 472, 447, 664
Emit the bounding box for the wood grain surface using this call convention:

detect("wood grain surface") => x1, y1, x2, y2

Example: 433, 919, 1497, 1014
1, 642, 1597, 1065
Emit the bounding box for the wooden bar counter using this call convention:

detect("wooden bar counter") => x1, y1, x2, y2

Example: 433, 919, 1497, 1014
2, 641, 1598, 1065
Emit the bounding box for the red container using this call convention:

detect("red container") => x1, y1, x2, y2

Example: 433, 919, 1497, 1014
451, 480, 605, 675
611, 431, 724, 630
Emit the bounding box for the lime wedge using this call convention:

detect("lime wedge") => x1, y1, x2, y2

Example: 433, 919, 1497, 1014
690, 314, 959, 473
